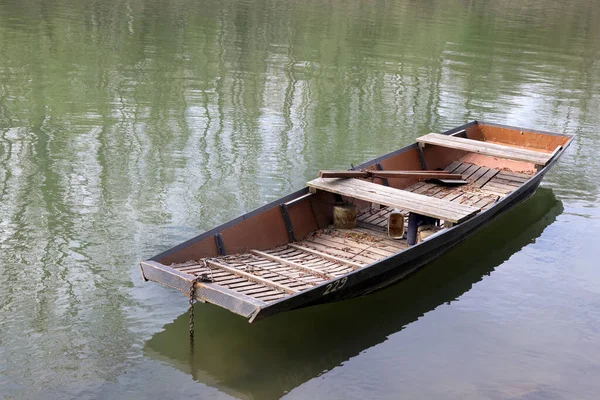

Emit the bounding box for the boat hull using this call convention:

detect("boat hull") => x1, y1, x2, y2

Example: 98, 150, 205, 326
141, 120, 572, 322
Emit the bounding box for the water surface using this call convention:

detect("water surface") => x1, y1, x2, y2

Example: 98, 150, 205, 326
1, 0, 600, 399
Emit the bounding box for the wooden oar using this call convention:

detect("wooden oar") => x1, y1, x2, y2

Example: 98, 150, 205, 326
319, 170, 464, 180
319, 170, 371, 178
372, 171, 463, 180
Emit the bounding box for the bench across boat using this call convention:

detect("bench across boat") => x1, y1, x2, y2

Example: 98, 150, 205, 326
140, 121, 572, 322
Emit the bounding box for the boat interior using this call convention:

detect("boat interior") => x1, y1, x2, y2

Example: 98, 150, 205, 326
141, 122, 571, 313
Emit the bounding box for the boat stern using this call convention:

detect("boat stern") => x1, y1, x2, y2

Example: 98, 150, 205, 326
140, 260, 265, 319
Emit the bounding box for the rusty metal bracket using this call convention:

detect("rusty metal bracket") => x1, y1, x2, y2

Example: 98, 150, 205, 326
214, 233, 226, 256
376, 163, 389, 186
279, 204, 296, 242
417, 143, 428, 170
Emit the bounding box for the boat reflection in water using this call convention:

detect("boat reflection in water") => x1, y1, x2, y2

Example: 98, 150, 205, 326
144, 188, 563, 400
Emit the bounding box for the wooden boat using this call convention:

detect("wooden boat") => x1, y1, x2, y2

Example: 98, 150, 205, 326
144, 187, 563, 399
140, 121, 572, 322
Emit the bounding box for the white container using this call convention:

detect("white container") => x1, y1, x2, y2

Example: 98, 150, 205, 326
387, 208, 405, 239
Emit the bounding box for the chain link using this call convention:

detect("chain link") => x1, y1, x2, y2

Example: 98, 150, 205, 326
188, 267, 214, 352
189, 277, 199, 350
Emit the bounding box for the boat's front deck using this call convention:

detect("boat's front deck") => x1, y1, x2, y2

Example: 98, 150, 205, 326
163, 162, 532, 305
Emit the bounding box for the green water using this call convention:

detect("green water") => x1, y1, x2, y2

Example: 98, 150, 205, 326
1, 0, 600, 399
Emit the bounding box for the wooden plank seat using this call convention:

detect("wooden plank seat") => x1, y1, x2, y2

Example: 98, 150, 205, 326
307, 177, 481, 223
417, 133, 559, 165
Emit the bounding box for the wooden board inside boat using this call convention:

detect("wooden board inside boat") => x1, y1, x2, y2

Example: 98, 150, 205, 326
417, 132, 560, 165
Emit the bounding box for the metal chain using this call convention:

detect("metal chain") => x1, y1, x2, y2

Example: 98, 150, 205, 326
188, 276, 200, 351
188, 267, 214, 352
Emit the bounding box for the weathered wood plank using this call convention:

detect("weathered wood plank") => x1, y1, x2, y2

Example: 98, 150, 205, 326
444, 161, 462, 172
473, 195, 499, 208
307, 177, 480, 223
361, 207, 390, 224
309, 236, 366, 253
250, 249, 334, 280
417, 133, 553, 165
351, 227, 410, 249
461, 164, 481, 179
240, 286, 280, 296
289, 243, 365, 269
467, 165, 490, 183
227, 281, 263, 289
407, 182, 428, 192
432, 188, 453, 199
331, 179, 477, 215
411, 182, 436, 194
217, 277, 250, 286
212, 272, 244, 282
480, 187, 508, 197
489, 176, 522, 186
421, 185, 447, 197
495, 173, 529, 184
356, 220, 387, 233
254, 263, 320, 285
373, 171, 463, 179
497, 171, 533, 180
451, 193, 473, 205
319, 170, 464, 180
319, 170, 371, 178
313, 234, 396, 258
453, 162, 472, 175
441, 190, 464, 201
482, 181, 514, 193
474, 168, 500, 188
324, 266, 354, 275
303, 240, 379, 264
206, 259, 299, 294
257, 293, 289, 302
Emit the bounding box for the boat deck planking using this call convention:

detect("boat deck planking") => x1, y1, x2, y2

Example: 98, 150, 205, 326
162, 162, 532, 308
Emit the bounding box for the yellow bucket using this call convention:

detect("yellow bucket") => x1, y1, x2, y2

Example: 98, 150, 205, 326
333, 204, 357, 229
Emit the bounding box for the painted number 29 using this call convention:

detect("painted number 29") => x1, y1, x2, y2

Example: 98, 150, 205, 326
323, 277, 348, 296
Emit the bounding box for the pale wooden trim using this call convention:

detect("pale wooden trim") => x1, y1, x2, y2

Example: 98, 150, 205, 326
250, 249, 335, 280
306, 177, 480, 223
417, 133, 553, 165
288, 243, 364, 269
206, 259, 299, 294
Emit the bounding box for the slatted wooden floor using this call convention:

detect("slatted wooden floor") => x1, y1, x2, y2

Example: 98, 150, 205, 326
170, 162, 532, 305
357, 161, 533, 225
171, 227, 408, 303
407, 161, 532, 207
